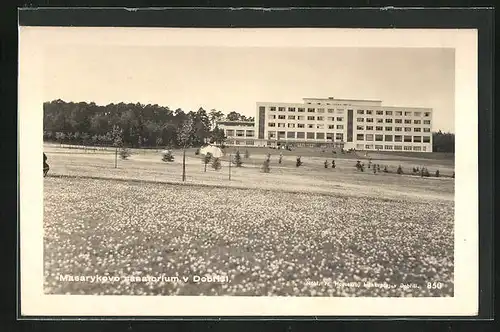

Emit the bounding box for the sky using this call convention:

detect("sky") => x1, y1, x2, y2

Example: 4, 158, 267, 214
43, 45, 455, 132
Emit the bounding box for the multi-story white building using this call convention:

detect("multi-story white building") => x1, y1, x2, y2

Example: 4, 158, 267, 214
216, 120, 260, 147
219, 97, 433, 152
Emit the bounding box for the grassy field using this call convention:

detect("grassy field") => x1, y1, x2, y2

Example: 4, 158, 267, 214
43, 144, 454, 297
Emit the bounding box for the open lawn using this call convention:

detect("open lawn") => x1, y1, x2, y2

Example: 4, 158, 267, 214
43, 144, 454, 297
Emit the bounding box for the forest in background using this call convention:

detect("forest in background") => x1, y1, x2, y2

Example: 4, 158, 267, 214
43, 100, 455, 152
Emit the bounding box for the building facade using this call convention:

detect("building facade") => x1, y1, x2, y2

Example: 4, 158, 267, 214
219, 97, 433, 152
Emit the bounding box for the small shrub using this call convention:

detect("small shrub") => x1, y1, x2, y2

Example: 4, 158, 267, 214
435, 170, 440, 177
397, 165, 403, 174
383, 166, 388, 173
162, 150, 174, 162
296, 156, 302, 167
212, 157, 222, 170
233, 150, 243, 167
119, 147, 131, 160
195, 148, 200, 155
331, 160, 336, 169
261, 158, 270, 173
324, 160, 328, 168
373, 166, 377, 174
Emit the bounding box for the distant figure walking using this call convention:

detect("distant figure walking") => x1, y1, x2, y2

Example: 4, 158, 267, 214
278, 152, 283, 164
43, 153, 50, 177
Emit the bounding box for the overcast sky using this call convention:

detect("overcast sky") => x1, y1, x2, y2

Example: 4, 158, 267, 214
43, 45, 455, 132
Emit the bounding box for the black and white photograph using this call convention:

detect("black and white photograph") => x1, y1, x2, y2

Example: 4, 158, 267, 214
19, 25, 479, 316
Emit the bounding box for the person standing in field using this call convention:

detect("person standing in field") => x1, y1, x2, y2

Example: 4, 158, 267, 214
43, 153, 50, 177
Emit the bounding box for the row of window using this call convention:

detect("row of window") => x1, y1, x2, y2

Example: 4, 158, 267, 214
268, 114, 431, 125
359, 145, 428, 152
356, 126, 431, 132
357, 134, 431, 143
266, 106, 431, 117
225, 129, 255, 137
268, 123, 345, 129
267, 122, 430, 132
268, 131, 344, 140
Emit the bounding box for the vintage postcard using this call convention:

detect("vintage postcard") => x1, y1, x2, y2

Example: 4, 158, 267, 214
19, 26, 478, 316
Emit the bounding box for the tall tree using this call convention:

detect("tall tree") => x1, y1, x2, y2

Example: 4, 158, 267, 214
178, 117, 194, 182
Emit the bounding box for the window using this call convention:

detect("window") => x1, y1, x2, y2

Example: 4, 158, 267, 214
357, 118, 364, 122
404, 119, 412, 124
404, 146, 412, 151
308, 108, 315, 113
317, 116, 324, 121
278, 115, 286, 120
316, 124, 324, 129
269, 115, 276, 120
297, 108, 305, 112
385, 145, 393, 150
336, 133, 344, 141
395, 127, 402, 131
385, 135, 393, 142
297, 124, 305, 128
424, 120, 431, 125
424, 112, 431, 117
423, 136, 431, 143
375, 134, 383, 141
307, 116, 315, 121
414, 120, 421, 124
270, 107, 276, 111
336, 117, 344, 121
395, 111, 403, 116
377, 118, 384, 123
288, 115, 296, 120
366, 126, 374, 130
246, 130, 254, 137
287, 132, 295, 139
395, 119, 402, 124
366, 134, 374, 141
366, 110, 373, 115
414, 128, 421, 132
385, 119, 393, 123
337, 109, 344, 114
356, 125, 364, 130
366, 118, 374, 123
317, 108, 325, 113
357, 144, 364, 149
394, 135, 402, 142
413, 146, 422, 151
289, 107, 296, 112
308, 124, 314, 129
357, 134, 364, 140
394, 145, 402, 150
385, 127, 392, 131
328, 125, 335, 129
296, 132, 305, 139
327, 109, 335, 113
298, 116, 305, 120
414, 112, 421, 116
357, 110, 365, 114
226, 130, 234, 136
235, 141, 241, 145
424, 128, 431, 132
276, 123, 285, 128
405, 111, 412, 116
365, 144, 373, 149
375, 145, 383, 150
376, 110, 384, 115
246, 140, 254, 146
327, 117, 335, 121
287, 123, 296, 128
326, 133, 334, 140
316, 133, 325, 139
337, 125, 344, 129
413, 136, 422, 143
268, 131, 276, 138
386, 111, 393, 116
404, 127, 412, 132
376, 126, 383, 131
306, 132, 315, 139
278, 107, 286, 112
404, 135, 412, 142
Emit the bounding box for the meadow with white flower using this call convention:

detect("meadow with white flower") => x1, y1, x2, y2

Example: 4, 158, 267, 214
43, 145, 454, 297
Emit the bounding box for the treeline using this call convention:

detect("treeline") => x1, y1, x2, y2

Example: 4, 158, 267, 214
42, 100, 251, 148
432, 131, 455, 153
